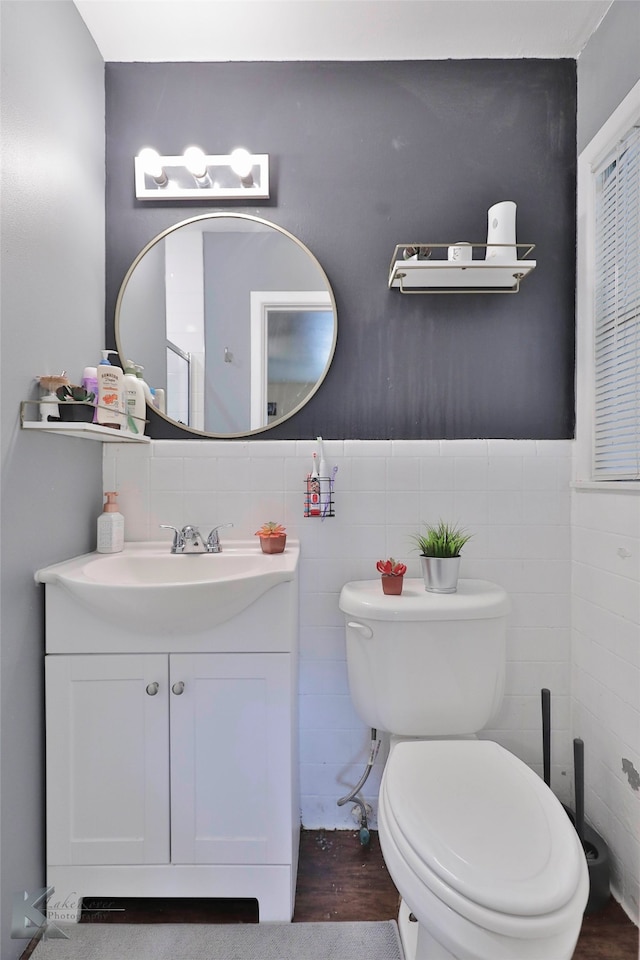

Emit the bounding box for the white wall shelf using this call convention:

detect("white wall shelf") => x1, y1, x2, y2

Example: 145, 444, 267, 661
21, 421, 150, 443
20, 403, 150, 443
389, 243, 536, 294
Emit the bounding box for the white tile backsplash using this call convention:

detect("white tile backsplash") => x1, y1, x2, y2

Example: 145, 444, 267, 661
103, 437, 639, 920
571, 486, 640, 923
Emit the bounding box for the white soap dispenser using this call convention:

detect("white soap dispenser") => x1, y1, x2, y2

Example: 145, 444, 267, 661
97, 491, 125, 554
97, 350, 124, 429
123, 360, 146, 435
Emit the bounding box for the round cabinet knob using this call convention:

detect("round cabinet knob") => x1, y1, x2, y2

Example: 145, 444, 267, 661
145, 682, 159, 696
172, 681, 185, 696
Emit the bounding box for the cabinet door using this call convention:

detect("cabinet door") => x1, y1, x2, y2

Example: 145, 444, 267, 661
46, 654, 170, 865
170, 653, 292, 865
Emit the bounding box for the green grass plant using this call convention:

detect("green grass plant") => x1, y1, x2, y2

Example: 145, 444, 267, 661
411, 521, 472, 558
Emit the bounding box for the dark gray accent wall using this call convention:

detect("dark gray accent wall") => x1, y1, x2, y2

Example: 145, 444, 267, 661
0, 5, 105, 956
106, 60, 576, 440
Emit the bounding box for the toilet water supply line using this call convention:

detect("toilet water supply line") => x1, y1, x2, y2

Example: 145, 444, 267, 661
337, 728, 381, 845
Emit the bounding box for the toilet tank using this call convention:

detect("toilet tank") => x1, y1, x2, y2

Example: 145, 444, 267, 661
339, 579, 509, 736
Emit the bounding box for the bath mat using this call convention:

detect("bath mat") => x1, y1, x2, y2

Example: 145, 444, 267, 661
29, 919, 404, 959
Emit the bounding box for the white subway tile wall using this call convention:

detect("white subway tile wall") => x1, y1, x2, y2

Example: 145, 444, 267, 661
571, 488, 640, 924
103, 438, 639, 920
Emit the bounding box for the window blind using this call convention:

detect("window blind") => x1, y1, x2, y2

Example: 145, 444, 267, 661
593, 124, 640, 480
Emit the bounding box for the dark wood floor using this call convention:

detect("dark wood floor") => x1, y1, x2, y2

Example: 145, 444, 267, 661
21, 830, 638, 958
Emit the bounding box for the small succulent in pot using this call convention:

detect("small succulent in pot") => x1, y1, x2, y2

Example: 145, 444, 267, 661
377, 558, 407, 595
376, 558, 407, 577
55, 384, 96, 404
255, 521, 287, 554
410, 521, 471, 558
54, 384, 96, 422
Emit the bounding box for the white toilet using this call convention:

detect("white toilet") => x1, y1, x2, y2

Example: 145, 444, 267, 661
339, 578, 589, 960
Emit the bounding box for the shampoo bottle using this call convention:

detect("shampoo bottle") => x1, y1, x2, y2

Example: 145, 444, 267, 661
97, 491, 124, 554
123, 361, 146, 435
97, 350, 124, 429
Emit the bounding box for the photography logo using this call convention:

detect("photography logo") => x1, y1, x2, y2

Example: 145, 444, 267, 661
11, 887, 70, 940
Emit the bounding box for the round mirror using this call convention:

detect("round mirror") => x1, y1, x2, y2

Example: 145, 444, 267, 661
115, 213, 337, 437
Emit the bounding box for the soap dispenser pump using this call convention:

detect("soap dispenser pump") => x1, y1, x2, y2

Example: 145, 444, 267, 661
97, 491, 124, 554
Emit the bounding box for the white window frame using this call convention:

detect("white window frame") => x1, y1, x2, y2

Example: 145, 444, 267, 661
575, 79, 640, 488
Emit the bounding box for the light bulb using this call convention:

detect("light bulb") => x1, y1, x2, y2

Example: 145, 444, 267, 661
183, 146, 208, 180
230, 148, 253, 181
138, 147, 166, 184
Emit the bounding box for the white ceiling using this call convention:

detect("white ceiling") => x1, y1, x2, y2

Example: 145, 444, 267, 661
73, 0, 614, 62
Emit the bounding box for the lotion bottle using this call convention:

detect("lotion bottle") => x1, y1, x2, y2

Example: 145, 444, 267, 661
97, 350, 124, 429
123, 361, 146, 435
97, 491, 124, 554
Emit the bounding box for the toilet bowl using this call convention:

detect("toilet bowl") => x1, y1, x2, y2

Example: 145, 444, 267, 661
339, 579, 589, 960
380, 739, 588, 960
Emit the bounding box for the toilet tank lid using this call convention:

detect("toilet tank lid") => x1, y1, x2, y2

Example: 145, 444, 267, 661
339, 578, 509, 622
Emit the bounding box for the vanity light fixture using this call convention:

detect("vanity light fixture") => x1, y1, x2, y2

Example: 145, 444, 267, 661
230, 148, 254, 186
183, 146, 211, 186
134, 146, 269, 201
137, 148, 168, 187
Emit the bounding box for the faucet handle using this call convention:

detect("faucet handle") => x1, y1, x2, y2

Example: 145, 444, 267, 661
159, 524, 184, 553
206, 522, 234, 552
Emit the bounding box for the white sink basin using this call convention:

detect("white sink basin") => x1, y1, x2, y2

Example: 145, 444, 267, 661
36, 539, 299, 633
81, 551, 274, 585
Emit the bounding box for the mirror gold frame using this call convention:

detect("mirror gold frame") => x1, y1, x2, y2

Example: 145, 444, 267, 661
115, 213, 338, 438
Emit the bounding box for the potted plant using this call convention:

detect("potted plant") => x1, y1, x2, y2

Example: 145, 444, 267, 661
255, 521, 287, 554
410, 521, 472, 594
55, 384, 96, 422
376, 558, 407, 595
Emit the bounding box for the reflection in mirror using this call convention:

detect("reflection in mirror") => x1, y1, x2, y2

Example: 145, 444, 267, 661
115, 213, 338, 437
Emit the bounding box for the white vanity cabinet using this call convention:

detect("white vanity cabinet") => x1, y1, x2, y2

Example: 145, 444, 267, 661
39, 541, 300, 923
46, 653, 171, 867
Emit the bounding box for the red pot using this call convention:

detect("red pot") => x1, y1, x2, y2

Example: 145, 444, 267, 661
381, 575, 403, 595
259, 535, 287, 554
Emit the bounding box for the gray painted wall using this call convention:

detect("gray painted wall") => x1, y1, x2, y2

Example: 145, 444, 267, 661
0, 3, 105, 956
203, 231, 324, 432
105, 59, 577, 441
577, 0, 640, 153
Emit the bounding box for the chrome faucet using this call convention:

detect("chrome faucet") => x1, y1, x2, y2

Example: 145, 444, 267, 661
160, 522, 233, 554
205, 522, 234, 554
160, 524, 203, 554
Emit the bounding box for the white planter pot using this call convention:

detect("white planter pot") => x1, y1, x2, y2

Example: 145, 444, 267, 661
420, 556, 461, 593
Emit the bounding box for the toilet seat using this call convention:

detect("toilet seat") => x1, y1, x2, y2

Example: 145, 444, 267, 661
380, 739, 587, 940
